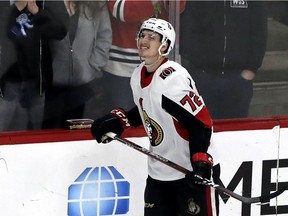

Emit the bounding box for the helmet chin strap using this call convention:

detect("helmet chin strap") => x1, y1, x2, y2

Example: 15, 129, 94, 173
158, 42, 169, 57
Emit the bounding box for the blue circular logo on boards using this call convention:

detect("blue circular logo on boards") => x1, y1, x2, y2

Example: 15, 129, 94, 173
68, 166, 130, 216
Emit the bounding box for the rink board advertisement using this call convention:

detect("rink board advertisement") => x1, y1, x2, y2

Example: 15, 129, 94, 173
0, 119, 288, 216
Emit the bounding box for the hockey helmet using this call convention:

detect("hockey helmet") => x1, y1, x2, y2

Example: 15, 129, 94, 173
137, 18, 175, 56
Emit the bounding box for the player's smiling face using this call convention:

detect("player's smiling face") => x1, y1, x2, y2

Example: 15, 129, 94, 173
138, 30, 162, 60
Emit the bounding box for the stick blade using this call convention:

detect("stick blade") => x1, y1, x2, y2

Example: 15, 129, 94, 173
259, 186, 287, 203
216, 185, 287, 204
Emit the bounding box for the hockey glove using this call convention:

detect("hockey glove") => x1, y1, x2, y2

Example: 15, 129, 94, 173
186, 152, 213, 188
91, 108, 131, 143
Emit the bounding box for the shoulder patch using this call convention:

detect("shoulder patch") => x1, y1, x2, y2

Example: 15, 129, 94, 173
159, 67, 176, 80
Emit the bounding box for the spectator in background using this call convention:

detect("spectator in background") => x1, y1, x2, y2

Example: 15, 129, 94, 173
102, 0, 186, 112
180, 0, 267, 119
42, 0, 112, 129
0, 0, 67, 131
1, 1, 15, 99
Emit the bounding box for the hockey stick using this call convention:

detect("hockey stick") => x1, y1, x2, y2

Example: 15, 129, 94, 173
105, 132, 287, 204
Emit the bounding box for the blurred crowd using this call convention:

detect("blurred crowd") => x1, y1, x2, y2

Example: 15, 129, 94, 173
0, 0, 287, 132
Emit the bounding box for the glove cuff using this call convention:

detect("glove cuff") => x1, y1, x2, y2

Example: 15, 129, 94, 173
110, 108, 131, 129
192, 152, 213, 168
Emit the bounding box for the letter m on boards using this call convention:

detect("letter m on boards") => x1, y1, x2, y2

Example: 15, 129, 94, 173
218, 159, 288, 216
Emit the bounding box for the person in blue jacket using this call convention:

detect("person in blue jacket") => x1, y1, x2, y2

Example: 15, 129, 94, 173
0, 0, 68, 131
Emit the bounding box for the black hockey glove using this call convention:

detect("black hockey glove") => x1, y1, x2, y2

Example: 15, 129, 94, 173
91, 108, 131, 143
186, 152, 213, 188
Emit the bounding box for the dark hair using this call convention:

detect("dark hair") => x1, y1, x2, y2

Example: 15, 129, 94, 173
164, 40, 171, 54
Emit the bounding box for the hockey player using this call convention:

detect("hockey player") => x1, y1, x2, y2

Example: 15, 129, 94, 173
91, 18, 219, 216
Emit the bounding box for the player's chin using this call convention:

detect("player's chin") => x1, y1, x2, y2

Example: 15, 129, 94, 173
138, 52, 147, 59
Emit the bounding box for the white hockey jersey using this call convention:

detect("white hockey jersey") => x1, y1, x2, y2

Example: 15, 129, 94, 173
130, 59, 213, 181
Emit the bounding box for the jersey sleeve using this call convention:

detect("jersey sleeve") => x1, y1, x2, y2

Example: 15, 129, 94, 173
108, 0, 155, 23
161, 67, 212, 154
162, 69, 212, 129
107, 0, 186, 23
127, 106, 143, 127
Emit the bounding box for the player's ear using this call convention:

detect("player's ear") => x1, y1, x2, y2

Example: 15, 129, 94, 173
160, 42, 168, 53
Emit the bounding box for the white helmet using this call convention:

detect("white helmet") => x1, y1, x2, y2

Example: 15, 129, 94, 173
137, 18, 175, 56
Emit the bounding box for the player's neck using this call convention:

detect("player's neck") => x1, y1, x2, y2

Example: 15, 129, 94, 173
145, 56, 165, 72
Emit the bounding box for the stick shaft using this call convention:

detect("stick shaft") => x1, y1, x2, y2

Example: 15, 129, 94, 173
105, 132, 287, 204
107, 132, 190, 174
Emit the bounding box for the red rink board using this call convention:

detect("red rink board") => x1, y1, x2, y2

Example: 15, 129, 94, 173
0, 116, 288, 145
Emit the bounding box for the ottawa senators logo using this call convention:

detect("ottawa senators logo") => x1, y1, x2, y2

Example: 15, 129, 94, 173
142, 110, 163, 146
187, 198, 201, 215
